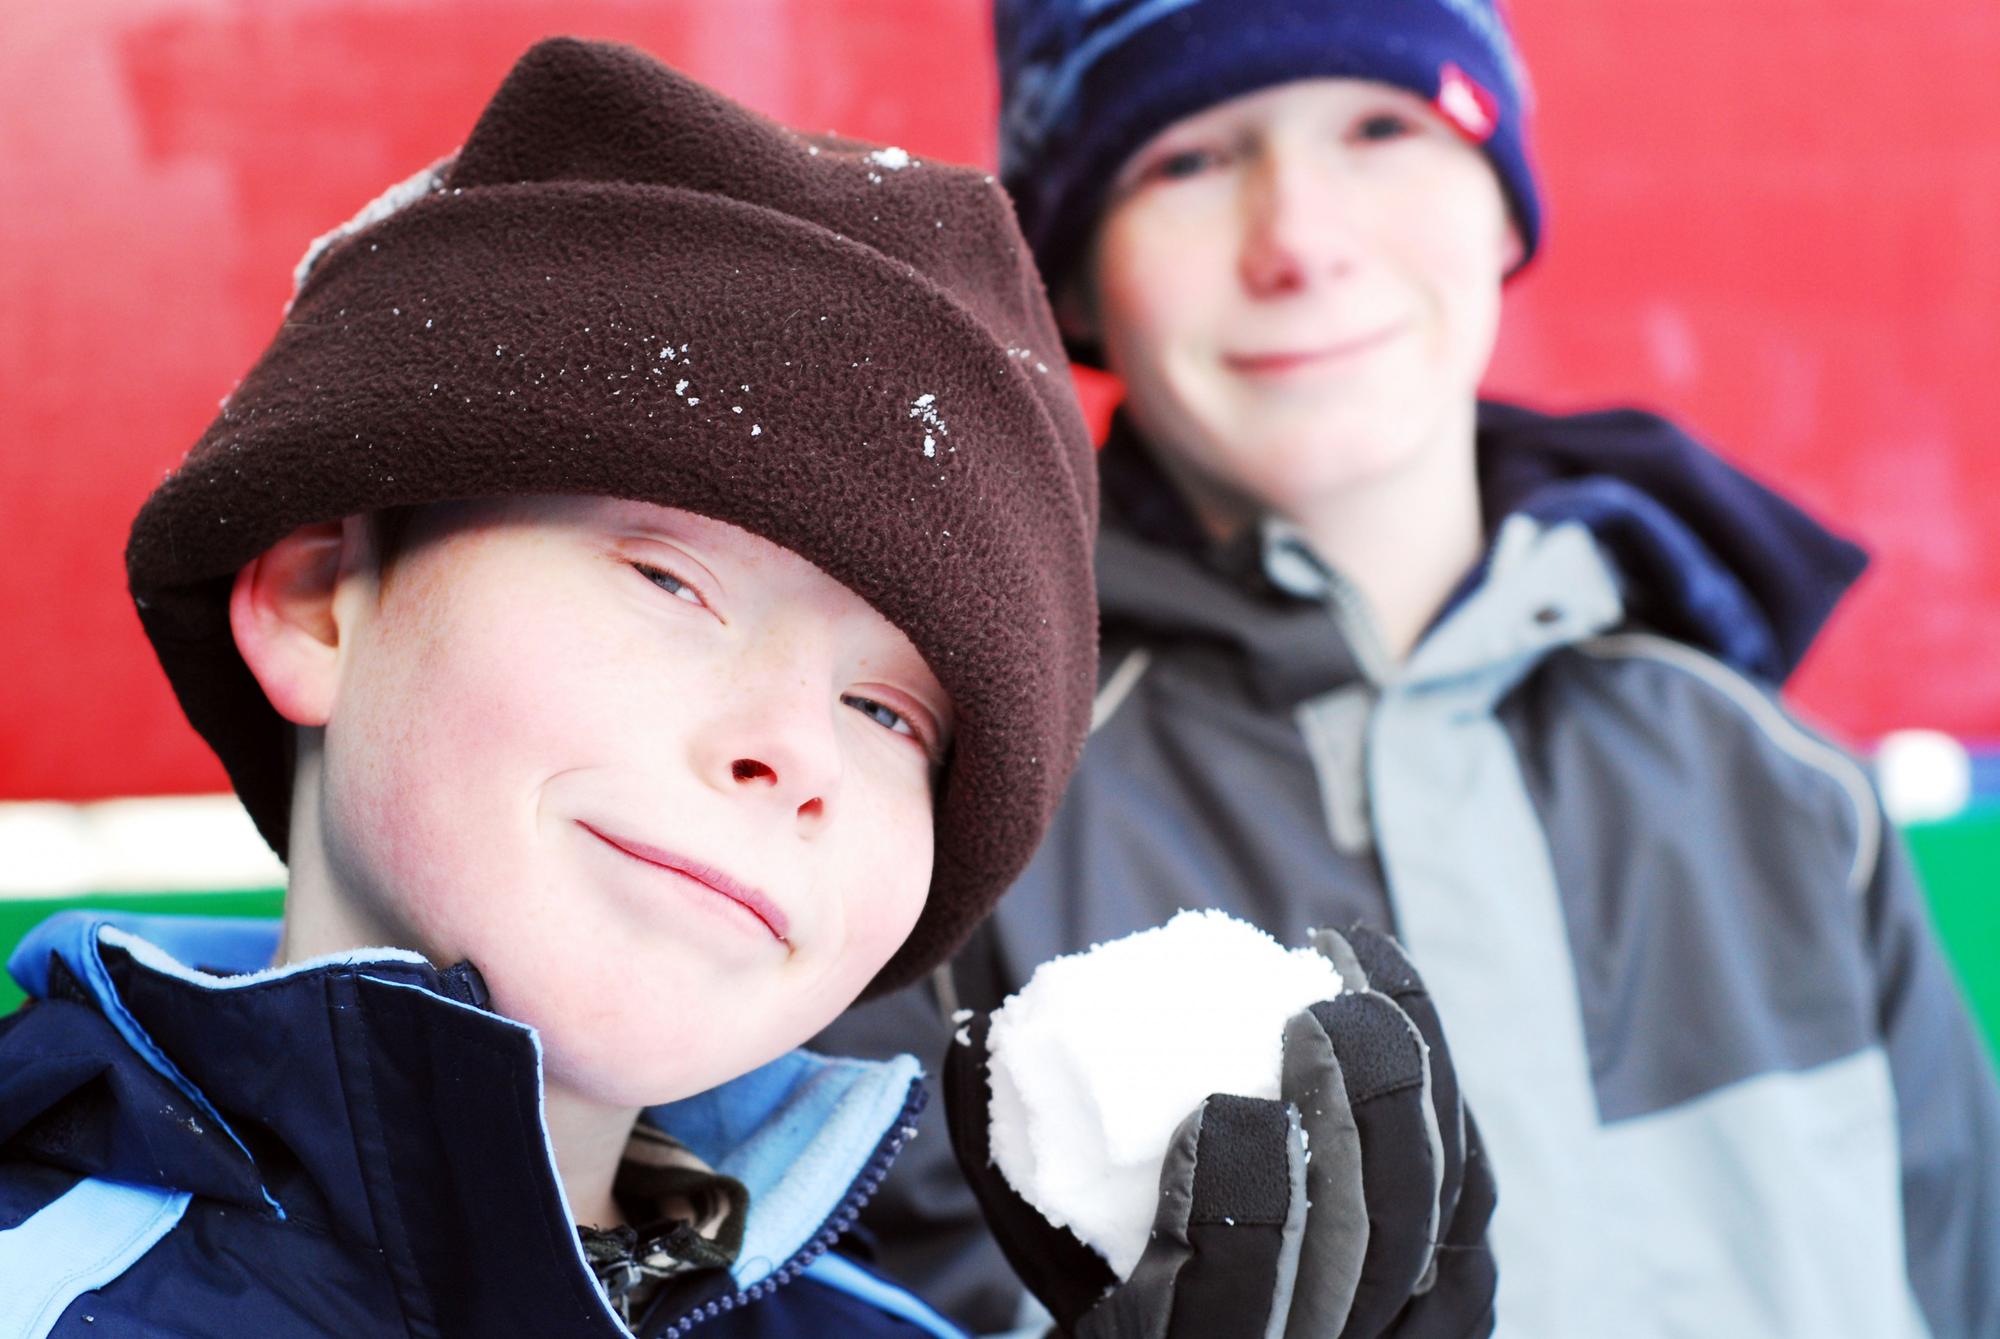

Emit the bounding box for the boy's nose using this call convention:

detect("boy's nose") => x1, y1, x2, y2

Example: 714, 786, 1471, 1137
694, 690, 843, 833
1238, 148, 1357, 299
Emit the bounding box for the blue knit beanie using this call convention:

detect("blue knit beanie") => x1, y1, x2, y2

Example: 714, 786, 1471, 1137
998, 0, 1542, 298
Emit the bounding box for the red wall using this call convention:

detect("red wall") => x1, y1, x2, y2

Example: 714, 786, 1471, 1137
3, 0, 1997, 802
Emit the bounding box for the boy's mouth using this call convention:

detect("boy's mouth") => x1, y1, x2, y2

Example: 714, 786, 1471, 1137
577, 822, 791, 944
1221, 323, 1408, 378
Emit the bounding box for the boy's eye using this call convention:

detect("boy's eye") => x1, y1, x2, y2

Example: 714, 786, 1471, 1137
1138, 145, 1223, 186
633, 562, 704, 605
842, 693, 916, 738
1351, 112, 1418, 144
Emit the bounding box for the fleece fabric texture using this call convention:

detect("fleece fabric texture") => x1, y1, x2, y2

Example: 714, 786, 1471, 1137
123, 38, 1098, 997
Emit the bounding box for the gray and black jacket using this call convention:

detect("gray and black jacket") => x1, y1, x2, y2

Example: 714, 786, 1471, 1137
819, 402, 2000, 1338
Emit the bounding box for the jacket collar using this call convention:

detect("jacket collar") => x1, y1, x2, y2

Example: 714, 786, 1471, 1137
1097, 400, 1868, 687
4, 911, 924, 1332
1096, 426, 1621, 706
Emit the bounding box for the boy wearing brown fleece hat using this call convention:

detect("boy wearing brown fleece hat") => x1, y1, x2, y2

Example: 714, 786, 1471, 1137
0, 38, 1094, 1337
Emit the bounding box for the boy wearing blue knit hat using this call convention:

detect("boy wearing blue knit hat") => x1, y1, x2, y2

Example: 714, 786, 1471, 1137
819, 2, 2000, 1336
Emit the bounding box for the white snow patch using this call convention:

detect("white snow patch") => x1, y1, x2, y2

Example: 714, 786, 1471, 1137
985, 910, 1341, 1279
868, 146, 914, 170
909, 392, 949, 458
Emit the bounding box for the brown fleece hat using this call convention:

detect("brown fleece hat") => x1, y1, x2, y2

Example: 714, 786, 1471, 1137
125, 37, 1097, 998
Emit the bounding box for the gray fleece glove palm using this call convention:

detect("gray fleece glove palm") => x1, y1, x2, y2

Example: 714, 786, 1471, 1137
944, 925, 1496, 1339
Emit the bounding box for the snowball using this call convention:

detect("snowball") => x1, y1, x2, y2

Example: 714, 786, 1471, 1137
985, 909, 1341, 1278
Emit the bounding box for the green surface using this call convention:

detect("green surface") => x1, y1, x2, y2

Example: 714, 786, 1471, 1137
0, 811, 1996, 1036
0, 887, 283, 1014
1907, 806, 2000, 1056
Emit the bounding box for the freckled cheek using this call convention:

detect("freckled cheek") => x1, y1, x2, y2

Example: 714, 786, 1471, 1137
834, 799, 935, 974
1399, 190, 1510, 302
1099, 209, 1232, 341
341, 637, 611, 932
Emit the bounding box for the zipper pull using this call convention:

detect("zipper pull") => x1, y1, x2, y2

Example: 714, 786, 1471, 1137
436, 960, 492, 1009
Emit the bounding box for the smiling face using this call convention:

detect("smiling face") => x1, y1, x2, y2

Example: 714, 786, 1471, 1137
1082, 78, 1519, 532
275, 497, 948, 1107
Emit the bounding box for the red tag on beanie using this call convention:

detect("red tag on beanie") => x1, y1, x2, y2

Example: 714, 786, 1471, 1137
1435, 62, 1500, 142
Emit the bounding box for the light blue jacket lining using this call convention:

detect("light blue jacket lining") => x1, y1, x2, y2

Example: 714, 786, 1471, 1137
0, 1178, 191, 1339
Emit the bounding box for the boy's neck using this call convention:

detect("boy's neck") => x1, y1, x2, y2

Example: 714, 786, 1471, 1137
544, 1082, 641, 1230
1166, 400, 1485, 663
1285, 405, 1484, 663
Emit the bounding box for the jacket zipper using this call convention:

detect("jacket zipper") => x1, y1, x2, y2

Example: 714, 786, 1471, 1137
654, 1079, 930, 1337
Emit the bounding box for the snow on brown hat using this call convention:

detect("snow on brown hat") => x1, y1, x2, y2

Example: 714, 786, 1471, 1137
125, 37, 1097, 998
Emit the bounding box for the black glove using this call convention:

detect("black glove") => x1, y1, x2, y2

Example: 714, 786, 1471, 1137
944, 925, 1496, 1339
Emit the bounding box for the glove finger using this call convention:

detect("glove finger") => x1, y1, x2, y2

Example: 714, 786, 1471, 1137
1310, 992, 1442, 1338
1339, 925, 1468, 1269
1276, 1004, 1367, 1339
1443, 1109, 1496, 1249
942, 1011, 1117, 1333
1382, 1109, 1498, 1339
1090, 1095, 1305, 1339
1306, 926, 1371, 993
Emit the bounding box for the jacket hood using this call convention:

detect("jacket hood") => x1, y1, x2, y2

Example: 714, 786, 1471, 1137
1477, 401, 1867, 682
1097, 401, 1868, 685
0, 911, 925, 1332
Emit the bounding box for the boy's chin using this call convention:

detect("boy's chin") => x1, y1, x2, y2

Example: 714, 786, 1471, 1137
537, 1006, 834, 1111
546, 1042, 764, 1111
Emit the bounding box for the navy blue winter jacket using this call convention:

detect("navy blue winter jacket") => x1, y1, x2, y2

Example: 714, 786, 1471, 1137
0, 911, 967, 1338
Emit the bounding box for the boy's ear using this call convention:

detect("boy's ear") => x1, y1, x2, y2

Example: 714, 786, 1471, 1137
229, 517, 368, 728
1500, 220, 1526, 277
